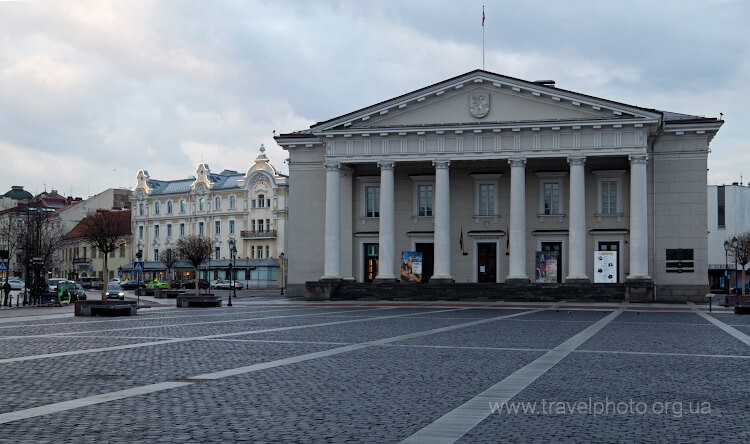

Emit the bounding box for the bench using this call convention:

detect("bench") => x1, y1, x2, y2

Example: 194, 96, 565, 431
75, 300, 137, 316
176, 295, 222, 308
90, 304, 134, 316
155, 289, 185, 299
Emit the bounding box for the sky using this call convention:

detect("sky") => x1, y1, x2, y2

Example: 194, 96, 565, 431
1, 0, 748, 199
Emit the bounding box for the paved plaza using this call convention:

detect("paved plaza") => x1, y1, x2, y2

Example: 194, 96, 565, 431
0, 294, 748, 443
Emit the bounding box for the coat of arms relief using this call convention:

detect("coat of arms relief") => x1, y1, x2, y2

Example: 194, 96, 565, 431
469, 93, 490, 118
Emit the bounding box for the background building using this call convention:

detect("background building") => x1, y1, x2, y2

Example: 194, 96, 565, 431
130, 145, 288, 286
707, 183, 750, 291
60, 210, 133, 281
276, 70, 722, 301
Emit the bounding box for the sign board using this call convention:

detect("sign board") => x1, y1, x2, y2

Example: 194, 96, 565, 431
535, 251, 559, 283
118, 268, 123, 277
594, 251, 617, 283
133, 262, 144, 273
367, 245, 378, 257
401, 251, 423, 283
0, 261, 7, 272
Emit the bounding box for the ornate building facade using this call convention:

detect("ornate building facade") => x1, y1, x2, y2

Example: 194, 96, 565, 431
275, 70, 722, 301
131, 146, 288, 282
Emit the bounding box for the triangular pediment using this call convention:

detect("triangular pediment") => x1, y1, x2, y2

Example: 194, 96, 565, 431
312, 70, 660, 133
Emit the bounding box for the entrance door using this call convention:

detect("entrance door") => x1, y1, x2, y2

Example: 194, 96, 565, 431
364, 243, 378, 283
541, 242, 563, 283
477, 243, 497, 283
598, 241, 619, 283
415, 243, 434, 283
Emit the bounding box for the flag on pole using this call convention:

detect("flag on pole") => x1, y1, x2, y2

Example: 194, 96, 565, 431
482, 7, 485, 27
459, 226, 464, 252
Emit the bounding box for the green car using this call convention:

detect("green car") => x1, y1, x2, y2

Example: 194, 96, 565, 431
145, 280, 170, 289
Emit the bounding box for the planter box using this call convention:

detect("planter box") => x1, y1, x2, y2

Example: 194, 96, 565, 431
75, 300, 137, 316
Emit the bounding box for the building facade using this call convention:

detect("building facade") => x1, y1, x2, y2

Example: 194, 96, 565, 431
131, 145, 288, 282
707, 183, 750, 291
276, 70, 722, 301
60, 210, 133, 281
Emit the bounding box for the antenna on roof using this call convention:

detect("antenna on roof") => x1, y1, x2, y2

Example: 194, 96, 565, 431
720, 112, 724, 120
273, 130, 276, 137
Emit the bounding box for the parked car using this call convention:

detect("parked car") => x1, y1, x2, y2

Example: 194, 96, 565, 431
120, 280, 144, 290
144, 280, 169, 289
78, 277, 103, 290
109, 278, 123, 285
58, 282, 86, 302
105, 283, 125, 300
211, 279, 244, 290
47, 278, 69, 292
731, 284, 750, 294
7, 278, 25, 290
182, 279, 210, 289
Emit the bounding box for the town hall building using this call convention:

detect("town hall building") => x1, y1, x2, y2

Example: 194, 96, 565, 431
275, 70, 722, 301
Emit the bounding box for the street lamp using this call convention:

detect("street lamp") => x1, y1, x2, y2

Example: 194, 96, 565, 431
228, 239, 236, 307
724, 240, 731, 295
732, 236, 739, 292
279, 252, 285, 296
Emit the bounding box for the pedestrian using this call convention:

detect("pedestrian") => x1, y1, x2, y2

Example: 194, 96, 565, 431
2, 280, 10, 307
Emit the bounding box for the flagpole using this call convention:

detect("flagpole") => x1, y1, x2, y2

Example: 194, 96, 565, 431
482, 5, 485, 70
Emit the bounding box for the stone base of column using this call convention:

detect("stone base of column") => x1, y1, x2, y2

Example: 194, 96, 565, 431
625, 277, 653, 303
428, 278, 455, 284
305, 280, 341, 300
505, 277, 530, 285
320, 276, 343, 281
565, 277, 591, 284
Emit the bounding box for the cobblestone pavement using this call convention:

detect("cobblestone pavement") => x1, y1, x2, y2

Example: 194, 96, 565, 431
0, 300, 747, 443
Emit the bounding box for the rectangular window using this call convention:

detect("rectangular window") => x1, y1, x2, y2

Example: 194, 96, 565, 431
266, 245, 270, 258
365, 186, 380, 217
258, 247, 263, 259
215, 220, 221, 235
138, 226, 144, 239
251, 220, 256, 232
153, 249, 159, 261
258, 220, 264, 233
179, 223, 185, 236
478, 184, 495, 216
92, 248, 96, 259
229, 220, 235, 234
154, 225, 160, 238
167, 224, 172, 237
601, 181, 617, 215
251, 246, 255, 259
417, 184, 433, 217
198, 222, 204, 235
120, 245, 125, 258
214, 247, 220, 260
266, 219, 270, 231
543, 182, 560, 215
718, 186, 725, 228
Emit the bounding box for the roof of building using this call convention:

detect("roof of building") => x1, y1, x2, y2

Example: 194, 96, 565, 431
3, 186, 33, 200
63, 210, 132, 241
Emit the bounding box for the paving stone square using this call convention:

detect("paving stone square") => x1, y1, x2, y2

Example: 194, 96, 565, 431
0, 300, 747, 442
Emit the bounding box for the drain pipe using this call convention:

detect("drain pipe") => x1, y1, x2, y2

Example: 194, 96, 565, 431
650, 116, 665, 302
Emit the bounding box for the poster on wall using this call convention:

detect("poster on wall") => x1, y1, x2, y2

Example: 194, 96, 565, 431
535, 251, 559, 283
594, 251, 617, 283
401, 251, 423, 283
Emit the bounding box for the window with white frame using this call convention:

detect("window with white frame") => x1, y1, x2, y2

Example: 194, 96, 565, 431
167, 200, 173, 214
167, 224, 172, 237
198, 198, 205, 212
154, 248, 159, 260
179, 199, 186, 213
229, 195, 236, 210
251, 219, 256, 232
215, 220, 221, 234
265, 245, 270, 258
229, 220, 235, 234
154, 201, 160, 215
536, 172, 566, 216
138, 225, 144, 239
471, 174, 501, 218
251, 246, 255, 258
365, 186, 380, 218
478, 184, 495, 216
257, 246, 263, 258
417, 184, 433, 217
154, 225, 160, 238
179, 223, 185, 236
214, 247, 220, 260
265, 219, 270, 231
198, 222, 204, 235
214, 196, 221, 211
543, 182, 561, 215
593, 170, 625, 216
257, 194, 265, 208
138, 203, 144, 216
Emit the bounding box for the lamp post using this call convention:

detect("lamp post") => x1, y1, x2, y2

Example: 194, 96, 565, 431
724, 240, 731, 295
279, 252, 285, 296
228, 239, 236, 307
732, 236, 739, 292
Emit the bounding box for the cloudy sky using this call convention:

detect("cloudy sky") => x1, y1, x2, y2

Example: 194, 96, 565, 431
1, 0, 747, 198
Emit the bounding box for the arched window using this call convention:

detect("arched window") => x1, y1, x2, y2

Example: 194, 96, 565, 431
229, 195, 236, 210
199, 198, 205, 212
138, 203, 144, 216
179, 199, 186, 213
214, 196, 221, 211
167, 201, 173, 214
154, 201, 160, 215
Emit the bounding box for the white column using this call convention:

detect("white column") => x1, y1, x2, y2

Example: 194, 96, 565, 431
507, 158, 529, 282
628, 154, 650, 279
322, 162, 341, 279
567, 156, 589, 282
375, 162, 396, 281
432, 160, 452, 281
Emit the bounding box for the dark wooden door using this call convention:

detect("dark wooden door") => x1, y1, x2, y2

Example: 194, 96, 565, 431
415, 243, 434, 283
477, 243, 497, 283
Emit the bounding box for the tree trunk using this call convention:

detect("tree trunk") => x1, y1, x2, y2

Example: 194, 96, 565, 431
102, 252, 108, 301
743, 268, 746, 296
194, 267, 199, 297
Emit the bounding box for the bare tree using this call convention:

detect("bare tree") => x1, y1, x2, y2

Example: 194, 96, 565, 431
176, 235, 212, 297
16, 206, 65, 304
78, 210, 130, 300
0, 212, 20, 305
159, 248, 178, 289
732, 233, 750, 296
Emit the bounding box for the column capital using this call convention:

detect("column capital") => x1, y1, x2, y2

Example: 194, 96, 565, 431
432, 160, 450, 169
628, 154, 649, 165
567, 156, 586, 166
324, 162, 340, 172
378, 161, 395, 171
508, 158, 526, 168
